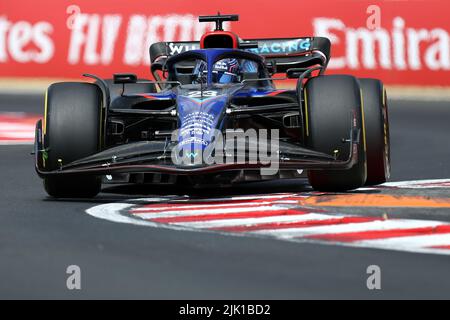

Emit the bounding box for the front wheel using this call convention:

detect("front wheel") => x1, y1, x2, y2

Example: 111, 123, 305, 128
43, 82, 103, 198
305, 75, 367, 191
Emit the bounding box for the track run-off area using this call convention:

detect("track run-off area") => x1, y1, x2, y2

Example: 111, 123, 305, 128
87, 179, 450, 256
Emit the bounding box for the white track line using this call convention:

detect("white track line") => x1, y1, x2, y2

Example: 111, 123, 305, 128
131, 200, 297, 212
176, 213, 332, 228
0, 115, 39, 145
359, 233, 450, 249
0, 133, 34, 139
382, 179, 450, 188
86, 203, 154, 226
0, 123, 36, 130
133, 205, 295, 219
252, 220, 445, 239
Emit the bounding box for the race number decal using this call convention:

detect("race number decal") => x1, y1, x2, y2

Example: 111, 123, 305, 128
187, 91, 218, 98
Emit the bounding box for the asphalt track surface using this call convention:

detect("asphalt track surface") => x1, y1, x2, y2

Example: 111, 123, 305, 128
1, 93, 450, 299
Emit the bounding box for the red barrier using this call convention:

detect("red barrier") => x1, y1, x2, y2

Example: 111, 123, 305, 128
0, 0, 448, 86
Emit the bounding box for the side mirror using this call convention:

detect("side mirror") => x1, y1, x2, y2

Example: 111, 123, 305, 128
266, 60, 277, 75
286, 68, 309, 79
113, 73, 137, 84
150, 58, 168, 81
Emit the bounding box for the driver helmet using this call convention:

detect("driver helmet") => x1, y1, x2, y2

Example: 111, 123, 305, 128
212, 58, 240, 84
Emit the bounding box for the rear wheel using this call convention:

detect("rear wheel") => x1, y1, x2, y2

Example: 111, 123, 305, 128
305, 75, 367, 191
359, 78, 391, 185
43, 82, 103, 198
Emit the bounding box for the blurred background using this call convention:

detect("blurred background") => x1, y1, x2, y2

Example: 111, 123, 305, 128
1, 0, 449, 84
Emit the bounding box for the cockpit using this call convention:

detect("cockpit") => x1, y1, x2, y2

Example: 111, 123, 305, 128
165, 49, 271, 87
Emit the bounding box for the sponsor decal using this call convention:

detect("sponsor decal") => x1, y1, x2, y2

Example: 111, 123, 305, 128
168, 42, 200, 55
0, 16, 54, 64
186, 151, 198, 159
186, 90, 218, 101
314, 17, 450, 71
171, 128, 280, 175
247, 38, 312, 55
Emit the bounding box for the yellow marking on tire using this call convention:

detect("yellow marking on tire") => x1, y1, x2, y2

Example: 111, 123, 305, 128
304, 89, 309, 136
384, 123, 388, 147
99, 100, 103, 149
360, 89, 367, 153
43, 89, 48, 135
360, 88, 368, 175
382, 86, 388, 155
43, 89, 48, 168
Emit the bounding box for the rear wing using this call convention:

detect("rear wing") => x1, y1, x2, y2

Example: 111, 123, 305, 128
149, 37, 331, 74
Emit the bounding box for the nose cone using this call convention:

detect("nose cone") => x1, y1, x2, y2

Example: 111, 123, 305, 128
174, 94, 228, 165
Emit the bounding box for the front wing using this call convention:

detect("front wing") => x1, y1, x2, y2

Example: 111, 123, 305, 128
34, 120, 360, 178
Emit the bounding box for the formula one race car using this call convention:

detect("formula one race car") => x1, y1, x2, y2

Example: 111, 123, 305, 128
34, 14, 390, 198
